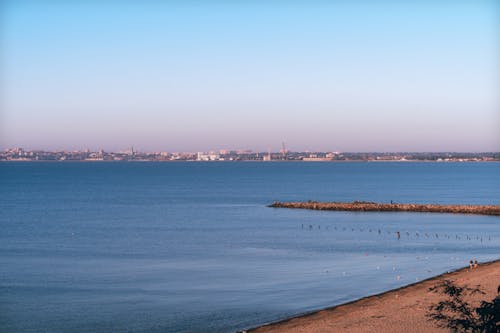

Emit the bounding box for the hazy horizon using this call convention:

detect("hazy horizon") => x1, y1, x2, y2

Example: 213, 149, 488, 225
1, 1, 499, 152
3, 146, 500, 154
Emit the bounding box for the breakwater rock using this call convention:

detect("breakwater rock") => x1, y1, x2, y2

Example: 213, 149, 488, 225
269, 201, 500, 216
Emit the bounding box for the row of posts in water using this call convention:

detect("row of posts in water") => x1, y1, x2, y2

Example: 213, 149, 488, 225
300, 224, 493, 242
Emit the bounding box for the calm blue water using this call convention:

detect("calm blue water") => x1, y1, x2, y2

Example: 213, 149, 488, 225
1, 162, 499, 332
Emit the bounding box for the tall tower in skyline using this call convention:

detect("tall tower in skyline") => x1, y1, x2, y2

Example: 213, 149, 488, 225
263, 146, 272, 161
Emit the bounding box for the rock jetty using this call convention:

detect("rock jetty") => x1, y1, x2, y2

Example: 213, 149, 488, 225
269, 201, 500, 216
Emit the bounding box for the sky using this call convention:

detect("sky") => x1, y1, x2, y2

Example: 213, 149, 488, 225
1, 0, 499, 152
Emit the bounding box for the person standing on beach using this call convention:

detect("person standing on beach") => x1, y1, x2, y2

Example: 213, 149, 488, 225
469, 260, 474, 270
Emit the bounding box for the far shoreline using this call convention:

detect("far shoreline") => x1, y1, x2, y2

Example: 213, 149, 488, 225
1, 160, 499, 163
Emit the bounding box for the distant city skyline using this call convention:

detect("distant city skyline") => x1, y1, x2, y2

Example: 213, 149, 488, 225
1, 1, 499, 152
3, 147, 498, 162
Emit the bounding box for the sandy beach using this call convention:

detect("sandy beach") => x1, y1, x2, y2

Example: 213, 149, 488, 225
247, 260, 500, 333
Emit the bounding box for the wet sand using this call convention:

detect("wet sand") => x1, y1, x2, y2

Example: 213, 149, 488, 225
246, 260, 500, 333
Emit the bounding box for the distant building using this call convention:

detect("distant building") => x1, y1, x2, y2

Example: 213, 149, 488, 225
197, 152, 220, 161
302, 153, 333, 162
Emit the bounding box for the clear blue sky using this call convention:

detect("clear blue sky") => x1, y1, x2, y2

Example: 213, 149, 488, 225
1, 0, 499, 152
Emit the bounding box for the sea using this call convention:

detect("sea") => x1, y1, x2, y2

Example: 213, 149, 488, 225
1, 161, 499, 333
